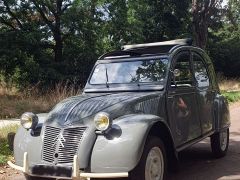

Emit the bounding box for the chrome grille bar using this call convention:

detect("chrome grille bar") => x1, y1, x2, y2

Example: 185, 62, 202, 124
42, 126, 86, 164
42, 126, 60, 163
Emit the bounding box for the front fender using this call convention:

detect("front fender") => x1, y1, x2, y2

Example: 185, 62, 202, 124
14, 126, 43, 167
90, 114, 167, 173
14, 113, 48, 167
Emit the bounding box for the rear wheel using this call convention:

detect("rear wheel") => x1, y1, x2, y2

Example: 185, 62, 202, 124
211, 128, 229, 158
129, 136, 167, 180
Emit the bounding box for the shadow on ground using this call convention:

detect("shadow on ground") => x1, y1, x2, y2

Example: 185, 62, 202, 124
167, 131, 240, 180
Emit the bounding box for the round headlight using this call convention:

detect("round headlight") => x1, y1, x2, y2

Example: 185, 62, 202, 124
20, 112, 38, 130
94, 112, 111, 131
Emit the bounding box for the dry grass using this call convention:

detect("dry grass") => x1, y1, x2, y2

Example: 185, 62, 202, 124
0, 75, 239, 118
0, 124, 19, 140
0, 82, 81, 119
217, 75, 240, 92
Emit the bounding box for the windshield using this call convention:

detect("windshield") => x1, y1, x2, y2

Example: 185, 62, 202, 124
90, 58, 169, 85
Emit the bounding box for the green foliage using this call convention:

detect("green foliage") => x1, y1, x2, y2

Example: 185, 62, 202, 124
0, 0, 239, 90
208, 29, 240, 76
222, 91, 240, 103
208, 0, 240, 77
127, 0, 191, 43
0, 140, 12, 165
0, 125, 18, 165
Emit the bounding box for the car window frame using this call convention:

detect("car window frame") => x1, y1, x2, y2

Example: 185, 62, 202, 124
191, 51, 212, 90
168, 50, 196, 90
88, 58, 169, 86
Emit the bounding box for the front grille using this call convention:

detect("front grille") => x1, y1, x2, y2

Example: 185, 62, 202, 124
58, 127, 86, 163
42, 126, 61, 163
42, 126, 86, 164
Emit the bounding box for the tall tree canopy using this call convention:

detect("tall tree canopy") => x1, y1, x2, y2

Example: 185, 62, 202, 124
0, 0, 239, 88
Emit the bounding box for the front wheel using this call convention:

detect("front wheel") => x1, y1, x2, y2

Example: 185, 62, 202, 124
129, 136, 167, 180
211, 128, 229, 158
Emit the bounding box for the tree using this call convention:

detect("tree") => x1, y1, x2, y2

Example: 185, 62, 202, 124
30, 0, 73, 62
0, 0, 73, 62
227, 0, 240, 30
129, 0, 191, 43
208, 0, 240, 77
192, 0, 223, 49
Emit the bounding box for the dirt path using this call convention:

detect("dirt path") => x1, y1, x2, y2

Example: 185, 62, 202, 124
1, 104, 240, 180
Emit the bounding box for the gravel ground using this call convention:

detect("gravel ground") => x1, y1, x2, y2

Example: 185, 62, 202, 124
0, 103, 239, 180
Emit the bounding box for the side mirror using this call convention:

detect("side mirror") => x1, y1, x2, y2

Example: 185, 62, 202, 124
173, 69, 181, 77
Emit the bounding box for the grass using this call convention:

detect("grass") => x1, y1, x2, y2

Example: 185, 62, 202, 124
222, 91, 240, 103
217, 75, 240, 103
218, 75, 240, 92
0, 124, 19, 165
0, 77, 239, 118
0, 82, 81, 119
0, 82, 81, 165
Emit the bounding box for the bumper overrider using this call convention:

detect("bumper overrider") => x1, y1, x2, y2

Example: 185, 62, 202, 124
8, 152, 128, 179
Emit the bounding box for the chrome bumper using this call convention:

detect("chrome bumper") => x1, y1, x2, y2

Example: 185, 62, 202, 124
8, 152, 128, 179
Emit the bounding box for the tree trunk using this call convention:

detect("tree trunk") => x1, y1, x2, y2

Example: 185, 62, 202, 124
192, 0, 208, 49
54, 1, 63, 62
54, 31, 63, 62
193, 18, 208, 49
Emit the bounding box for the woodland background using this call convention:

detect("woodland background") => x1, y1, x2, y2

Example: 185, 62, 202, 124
0, 0, 240, 90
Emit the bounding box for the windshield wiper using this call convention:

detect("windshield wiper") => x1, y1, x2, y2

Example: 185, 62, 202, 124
105, 67, 109, 88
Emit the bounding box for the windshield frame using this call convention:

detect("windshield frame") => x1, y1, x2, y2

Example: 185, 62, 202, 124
85, 55, 170, 92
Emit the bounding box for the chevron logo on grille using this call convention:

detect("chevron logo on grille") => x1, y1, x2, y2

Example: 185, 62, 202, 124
52, 132, 66, 148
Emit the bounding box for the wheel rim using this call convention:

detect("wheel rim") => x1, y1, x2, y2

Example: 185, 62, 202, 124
145, 147, 164, 180
220, 129, 228, 151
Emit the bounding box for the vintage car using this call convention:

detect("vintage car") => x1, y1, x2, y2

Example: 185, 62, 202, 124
8, 39, 230, 180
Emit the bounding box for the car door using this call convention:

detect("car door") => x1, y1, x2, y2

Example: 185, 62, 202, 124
192, 51, 214, 134
167, 51, 201, 146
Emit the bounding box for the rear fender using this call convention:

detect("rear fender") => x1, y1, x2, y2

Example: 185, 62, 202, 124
214, 94, 230, 131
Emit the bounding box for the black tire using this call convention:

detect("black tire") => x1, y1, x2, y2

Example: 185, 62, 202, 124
24, 174, 55, 180
129, 136, 167, 180
210, 128, 229, 158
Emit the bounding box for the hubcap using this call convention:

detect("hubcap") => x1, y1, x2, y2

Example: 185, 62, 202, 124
145, 147, 164, 180
220, 129, 228, 151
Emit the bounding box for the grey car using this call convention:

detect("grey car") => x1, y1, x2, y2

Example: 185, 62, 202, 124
8, 39, 230, 180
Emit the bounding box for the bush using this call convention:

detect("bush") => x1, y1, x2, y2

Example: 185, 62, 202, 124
0, 125, 19, 165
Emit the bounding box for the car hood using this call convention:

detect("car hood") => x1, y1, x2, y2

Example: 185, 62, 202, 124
45, 92, 162, 127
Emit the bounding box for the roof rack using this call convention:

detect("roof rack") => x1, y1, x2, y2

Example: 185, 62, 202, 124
99, 38, 192, 60
122, 38, 192, 50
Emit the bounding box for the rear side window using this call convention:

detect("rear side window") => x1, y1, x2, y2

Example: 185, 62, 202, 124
172, 52, 193, 87
192, 53, 210, 88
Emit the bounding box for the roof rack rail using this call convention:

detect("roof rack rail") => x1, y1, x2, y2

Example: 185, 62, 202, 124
98, 50, 141, 60
122, 38, 192, 50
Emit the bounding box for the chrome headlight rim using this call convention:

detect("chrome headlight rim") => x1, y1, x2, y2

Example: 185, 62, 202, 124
94, 112, 112, 131
20, 112, 38, 130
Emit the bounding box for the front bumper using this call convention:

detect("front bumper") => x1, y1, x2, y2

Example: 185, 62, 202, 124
8, 152, 128, 179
